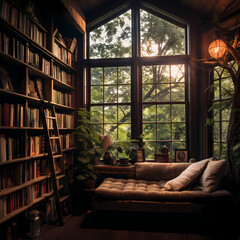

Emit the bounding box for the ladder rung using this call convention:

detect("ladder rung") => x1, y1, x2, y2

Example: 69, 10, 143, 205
53, 154, 62, 159
50, 136, 60, 140
56, 174, 65, 180
60, 195, 69, 202
46, 116, 56, 120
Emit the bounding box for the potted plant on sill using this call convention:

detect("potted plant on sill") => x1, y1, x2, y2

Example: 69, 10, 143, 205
74, 108, 103, 189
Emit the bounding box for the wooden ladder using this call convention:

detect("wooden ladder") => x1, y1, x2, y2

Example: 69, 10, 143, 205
41, 102, 72, 225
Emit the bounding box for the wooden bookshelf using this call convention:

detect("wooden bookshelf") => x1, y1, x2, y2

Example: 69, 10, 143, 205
0, 0, 79, 227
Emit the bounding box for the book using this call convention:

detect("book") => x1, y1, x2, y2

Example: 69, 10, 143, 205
0, 134, 6, 162
35, 78, 44, 99
0, 66, 14, 91
28, 79, 38, 98
69, 37, 77, 53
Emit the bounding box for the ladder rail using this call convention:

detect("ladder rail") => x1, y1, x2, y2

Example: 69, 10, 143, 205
41, 103, 72, 225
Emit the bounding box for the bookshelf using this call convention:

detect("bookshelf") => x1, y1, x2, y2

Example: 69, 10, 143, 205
0, 0, 79, 228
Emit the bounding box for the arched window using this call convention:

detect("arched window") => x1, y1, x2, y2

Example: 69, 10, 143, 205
88, 4, 188, 160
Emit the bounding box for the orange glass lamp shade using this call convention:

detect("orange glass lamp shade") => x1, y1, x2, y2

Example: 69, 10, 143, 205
208, 39, 227, 59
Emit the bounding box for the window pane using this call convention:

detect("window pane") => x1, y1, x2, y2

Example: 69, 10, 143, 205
119, 85, 131, 102
91, 68, 103, 85
221, 78, 234, 99
158, 123, 171, 140
118, 67, 131, 84
142, 66, 154, 83
172, 104, 185, 122
93, 124, 103, 135
143, 124, 156, 140
171, 84, 185, 101
145, 141, 156, 159
91, 86, 103, 103
118, 105, 131, 123
104, 124, 117, 141
143, 105, 156, 122
140, 9, 185, 57
143, 85, 155, 102
90, 106, 103, 123
214, 80, 220, 100
171, 65, 185, 82
105, 67, 117, 84
222, 121, 228, 142
104, 86, 117, 103
157, 84, 170, 102
104, 106, 117, 123
157, 104, 170, 122
214, 122, 220, 141
172, 123, 185, 140
222, 107, 231, 121
90, 10, 132, 59
119, 124, 131, 140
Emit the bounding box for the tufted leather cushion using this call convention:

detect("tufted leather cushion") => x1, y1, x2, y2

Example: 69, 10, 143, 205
94, 178, 231, 202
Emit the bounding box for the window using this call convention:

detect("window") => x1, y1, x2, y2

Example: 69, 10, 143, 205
89, 10, 132, 59
140, 9, 185, 57
90, 66, 131, 141
88, 5, 188, 160
212, 64, 234, 158
142, 64, 186, 159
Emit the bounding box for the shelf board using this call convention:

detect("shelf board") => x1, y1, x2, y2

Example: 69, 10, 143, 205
0, 153, 48, 166
0, 192, 53, 225
0, 175, 51, 197
52, 77, 75, 92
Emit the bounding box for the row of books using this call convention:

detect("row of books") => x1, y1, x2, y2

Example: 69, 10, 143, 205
27, 107, 41, 127
0, 135, 45, 162
0, 31, 25, 62
0, 180, 53, 219
56, 113, 74, 129
0, 159, 49, 191
52, 30, 77, 68
52, 89, 72, 107
52, 64, 72, 85
0, 103, 24, 127
26, 135, 45, 157
28, 48, 39, 68
0, 135, 25, 162
1, 0, 46, 47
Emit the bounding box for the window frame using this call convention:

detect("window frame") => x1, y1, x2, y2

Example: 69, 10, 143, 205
86, 2, 190, 160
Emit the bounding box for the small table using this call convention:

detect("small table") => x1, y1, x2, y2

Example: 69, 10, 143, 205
93, 164, 135, 178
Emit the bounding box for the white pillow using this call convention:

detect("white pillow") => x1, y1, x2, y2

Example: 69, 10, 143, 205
164, 158, 211, 191
199, 159, 227, 192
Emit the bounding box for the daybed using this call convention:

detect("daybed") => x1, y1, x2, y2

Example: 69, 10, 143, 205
92, 158, 232, 214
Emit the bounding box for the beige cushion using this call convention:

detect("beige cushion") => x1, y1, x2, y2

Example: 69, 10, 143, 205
199, 159, 227, 192
164, 158, 211, 191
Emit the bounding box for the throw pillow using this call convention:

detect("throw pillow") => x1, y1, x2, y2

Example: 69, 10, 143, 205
164, 158, 212, 191
199, 159, 227, 192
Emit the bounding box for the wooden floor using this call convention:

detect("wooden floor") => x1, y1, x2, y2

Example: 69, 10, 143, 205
38, 211, 240, 240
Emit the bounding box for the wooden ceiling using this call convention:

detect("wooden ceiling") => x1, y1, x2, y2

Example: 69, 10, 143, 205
75, 0, 240, 24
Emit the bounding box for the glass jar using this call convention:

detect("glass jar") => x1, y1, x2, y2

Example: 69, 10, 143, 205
27, 210, 41, 239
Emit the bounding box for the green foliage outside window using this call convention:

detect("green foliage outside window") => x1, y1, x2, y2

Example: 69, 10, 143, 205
89, 8, 187, 160
210, 64, 235, 159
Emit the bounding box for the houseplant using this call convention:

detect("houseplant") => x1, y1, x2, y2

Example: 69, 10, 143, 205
74, 108, 103, 188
